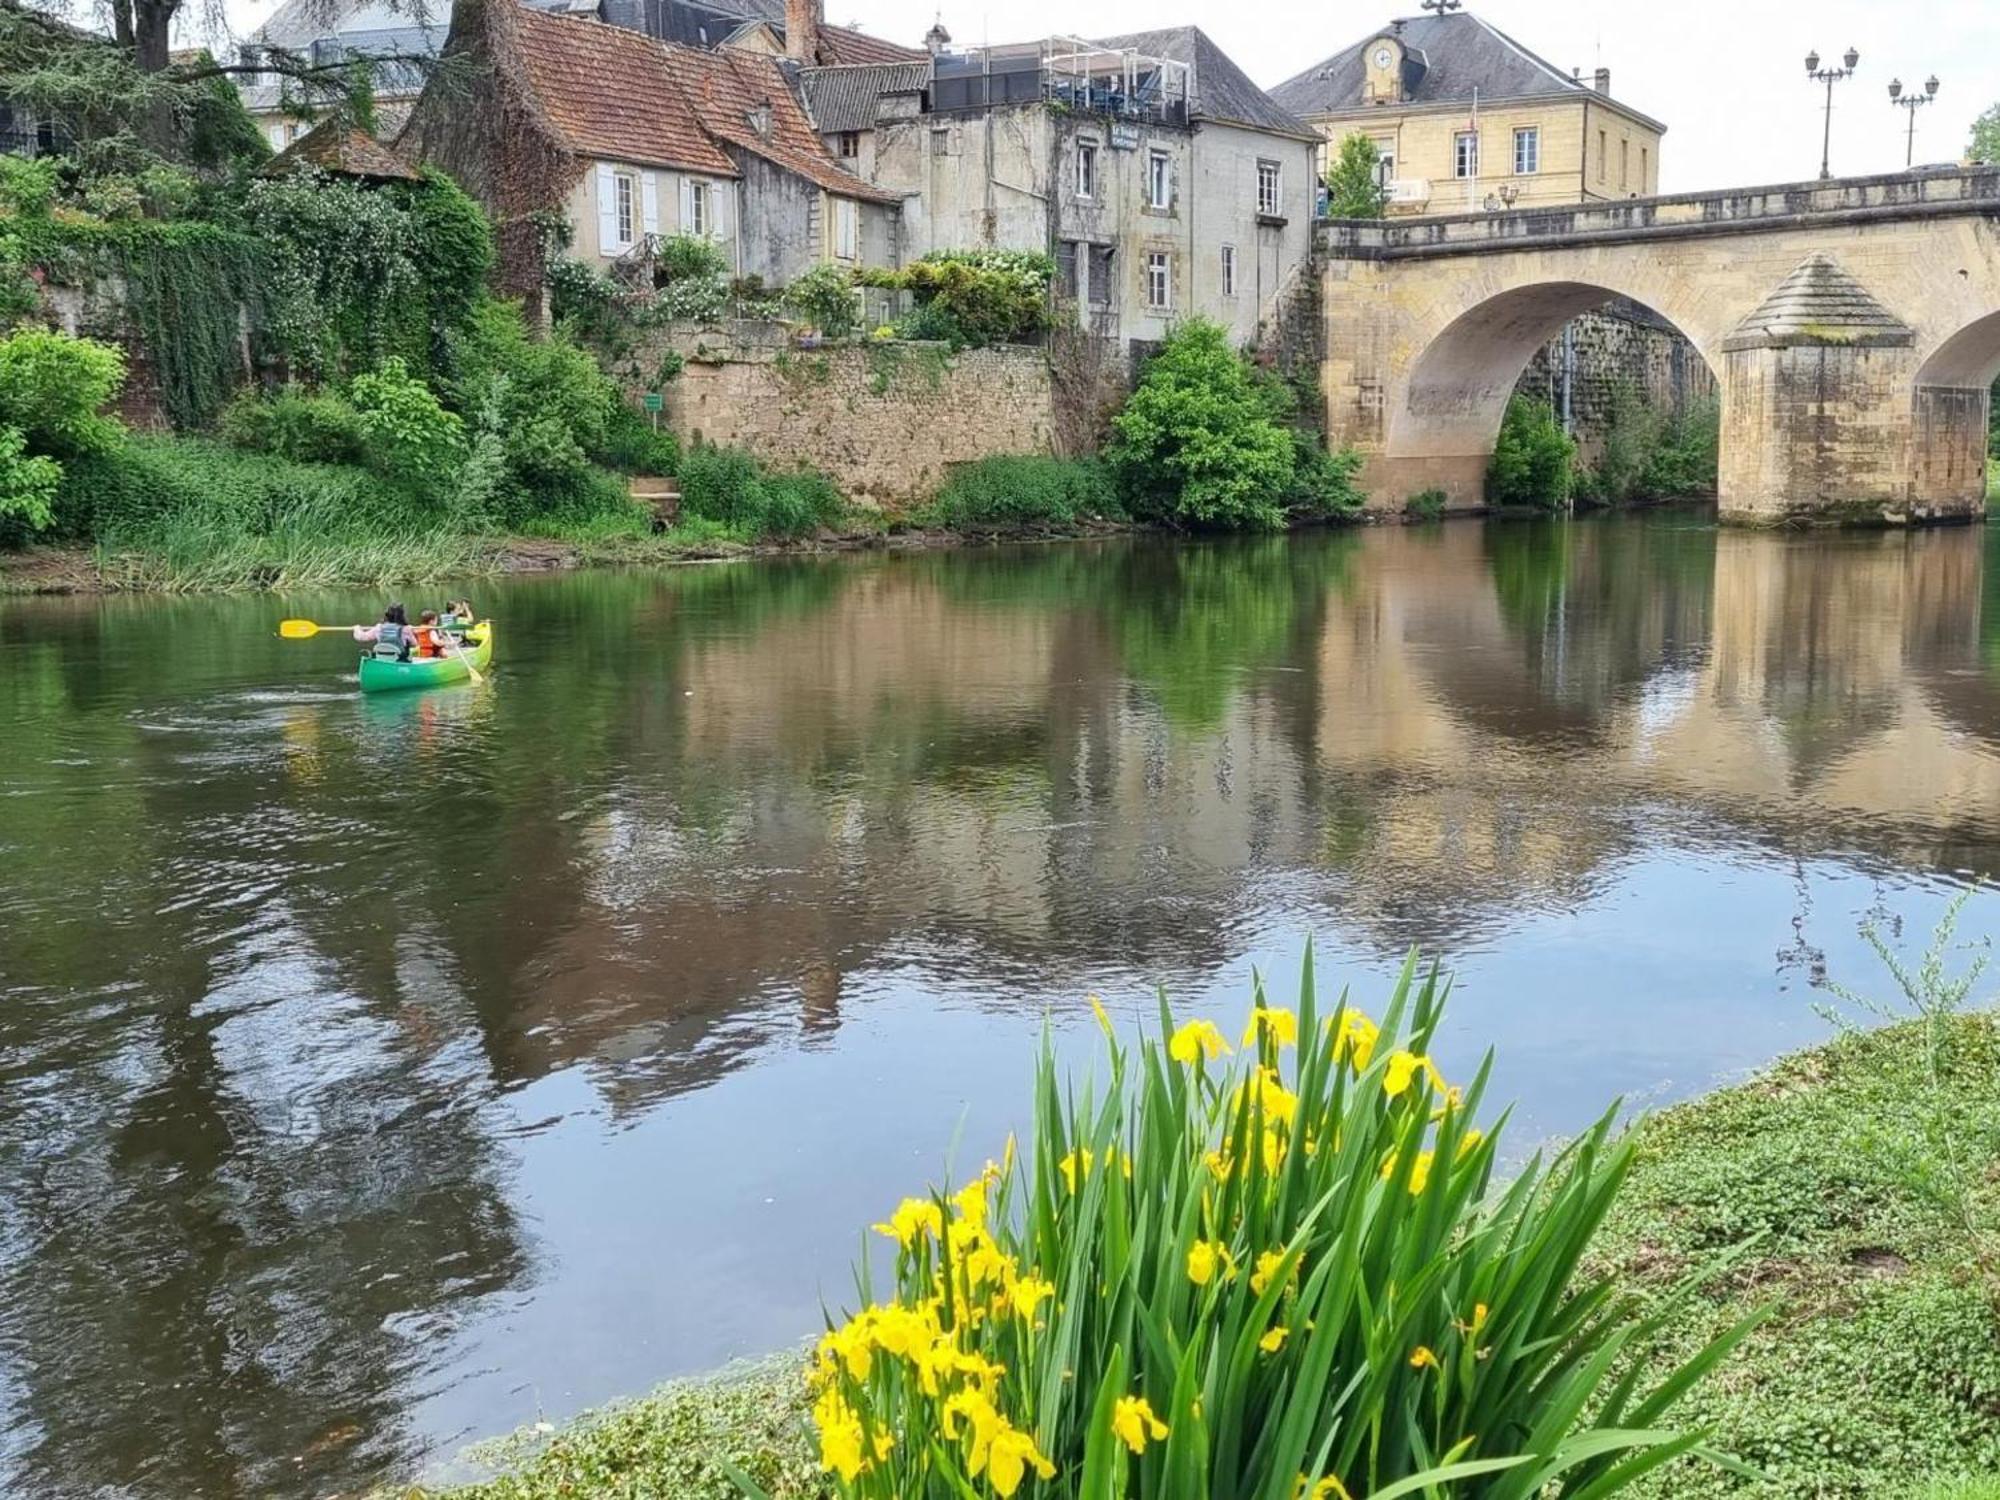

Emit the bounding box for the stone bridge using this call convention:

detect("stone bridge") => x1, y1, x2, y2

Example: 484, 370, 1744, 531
1318, 167, 2000, 523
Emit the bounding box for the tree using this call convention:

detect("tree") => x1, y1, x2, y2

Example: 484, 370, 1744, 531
1972, 104, 2000, 164
1323, 132, 1388, 219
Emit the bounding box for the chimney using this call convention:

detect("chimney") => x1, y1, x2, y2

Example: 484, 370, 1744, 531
785, 0, 821, 63
1592, 66, 1611, 95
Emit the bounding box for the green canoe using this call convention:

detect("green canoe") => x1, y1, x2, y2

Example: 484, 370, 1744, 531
357, 622, 494, 694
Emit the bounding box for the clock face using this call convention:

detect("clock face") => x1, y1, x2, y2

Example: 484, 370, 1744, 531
1373, 46, 1394, 69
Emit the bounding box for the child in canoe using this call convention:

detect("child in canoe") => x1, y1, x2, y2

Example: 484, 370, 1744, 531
353, 604, 413, 662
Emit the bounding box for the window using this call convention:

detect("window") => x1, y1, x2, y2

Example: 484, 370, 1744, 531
837, 131, 860, 159
1453, 130, 1478, 179
687, 180, 710, 237
1057, 241, 1080, 300
1256, 159, 1282, 216
1147, 149, 1171, 210
1597, 129, 1607, 182
1640, 145, 1649, 192
1076, 140, 1097, 199
931, 128, 950, 157
1620, 138, 1629, 191
1145, 250, 1171, 310
1087, 245, 1114, 306
834, 197, 857, 260
1220, 244, 1237, 297
1372, 138, 1396, 181
1512, 126, 1539, 175
612, 169, 637, 248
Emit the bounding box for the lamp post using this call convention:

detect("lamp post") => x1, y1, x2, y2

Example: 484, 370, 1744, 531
1888, 74, 1940, 168
1805, 46, 1860, 180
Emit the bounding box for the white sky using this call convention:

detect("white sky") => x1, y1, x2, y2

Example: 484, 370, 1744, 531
219, 0, 2000, 193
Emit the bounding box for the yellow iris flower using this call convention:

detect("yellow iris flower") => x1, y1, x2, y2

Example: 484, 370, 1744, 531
1242, 1005, 1299, 1048
872, 1197, 943, 1247
1259, 1324, 1290, 1353
1168, 1018, 1232, 1065
1187, 1239, 1236, 1286
1111, 1393, 1170, 1454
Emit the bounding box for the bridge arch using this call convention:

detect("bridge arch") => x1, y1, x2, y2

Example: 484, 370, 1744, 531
1389, 281, 1721, 488
1910, 311, 2000, 505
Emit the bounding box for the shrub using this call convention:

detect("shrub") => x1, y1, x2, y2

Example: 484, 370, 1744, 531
924, 455, 1120, 529
678, 444, 842, 539
446, 299, 621, 521
599, 403, 682, 476
1404, 487, 1447, 520
1487, 396, 1575, 510
862, 250, 1053, 348
1638, 397, 1720, 498
0, 424, 62, 536
658, 234, 730, 283
783, 949, 1755, 1499
218, 385, 369, 467
785, 263, 861, 340
0, 329, 127, 461
348, 356, 466, 485
1111, 319, 1296, 530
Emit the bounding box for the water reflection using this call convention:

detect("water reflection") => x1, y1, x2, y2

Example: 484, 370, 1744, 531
5, 513, 2000, 1496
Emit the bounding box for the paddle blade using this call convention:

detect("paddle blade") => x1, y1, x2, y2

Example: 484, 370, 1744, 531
279, 620, 324, 638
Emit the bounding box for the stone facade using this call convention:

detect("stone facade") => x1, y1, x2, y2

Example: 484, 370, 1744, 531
1515, 299, 1718, 463
644, 323, 1056, 505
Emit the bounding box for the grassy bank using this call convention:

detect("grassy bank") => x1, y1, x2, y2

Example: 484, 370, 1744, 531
391, 1008, 2000, 1500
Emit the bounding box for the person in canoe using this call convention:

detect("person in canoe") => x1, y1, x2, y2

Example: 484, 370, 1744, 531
353, 603, 413, 662
412, 609, 445, 659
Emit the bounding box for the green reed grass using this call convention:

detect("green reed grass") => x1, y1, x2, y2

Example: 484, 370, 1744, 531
738, 947, 1761, 1500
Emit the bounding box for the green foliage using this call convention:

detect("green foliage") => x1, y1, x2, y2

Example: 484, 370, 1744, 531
1486, 396, 1576, 510
246, 166, 496, 385
0, 329, 126, 461
784, 263, 860, 340
599, 404, 682, 476
1324, 132, 1388, 219
0, 424, 62, 536
798, 948, 1753, 1499
658, 234, 729, 282
445, 299, 626, 524
0, 155, 58, 217
678, 444, 843, 540
1576, 386, 1719, 505
862, 250, 1053, 348
218, 385, 368, 466
1111, 319, 1296, 530
1970, 103, 2000, 163
349, 356, 466, 485
921, 455, 1120, 529
56, 434, 419, 545
1404, 488, 1447, 520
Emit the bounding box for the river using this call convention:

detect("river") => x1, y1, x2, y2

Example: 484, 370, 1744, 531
4, 511, 2000, 1497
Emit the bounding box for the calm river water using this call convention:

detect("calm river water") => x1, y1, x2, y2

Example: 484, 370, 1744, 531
6, 512, 2000, 1497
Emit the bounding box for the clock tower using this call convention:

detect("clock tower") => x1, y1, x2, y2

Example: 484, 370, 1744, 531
1362, 34, 1405, 105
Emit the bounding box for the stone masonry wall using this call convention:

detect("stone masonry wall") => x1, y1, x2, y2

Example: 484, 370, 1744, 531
1515, 299, 1718, 463
642, 322, 1056, 507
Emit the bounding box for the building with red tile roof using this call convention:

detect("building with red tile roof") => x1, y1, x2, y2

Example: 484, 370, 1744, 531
400, 0, 900, 310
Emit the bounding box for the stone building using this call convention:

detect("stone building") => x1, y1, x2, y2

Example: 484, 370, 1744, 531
799, 27, 1319, 352
399, 0, 898, 308
1269, 5, 1665, 217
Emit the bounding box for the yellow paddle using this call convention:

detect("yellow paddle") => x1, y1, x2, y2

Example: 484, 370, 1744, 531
277, 619, 359, 638
442, 633, 485, 685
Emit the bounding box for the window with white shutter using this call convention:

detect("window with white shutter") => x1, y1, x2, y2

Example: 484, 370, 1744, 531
595, 162, 618, 253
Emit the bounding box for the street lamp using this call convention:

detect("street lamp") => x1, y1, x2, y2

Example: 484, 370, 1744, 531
1888, 74, 1940, 168
1805, 45, 1860, 180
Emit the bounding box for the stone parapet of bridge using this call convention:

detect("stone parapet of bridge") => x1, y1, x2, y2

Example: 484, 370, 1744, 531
1315, 166, 2000, 525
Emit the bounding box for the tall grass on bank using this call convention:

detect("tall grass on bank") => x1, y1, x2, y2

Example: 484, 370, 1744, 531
748, 949, 1758, 1500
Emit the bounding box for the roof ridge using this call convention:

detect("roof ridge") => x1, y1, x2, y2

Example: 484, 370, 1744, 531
1463, 12, 1584, 95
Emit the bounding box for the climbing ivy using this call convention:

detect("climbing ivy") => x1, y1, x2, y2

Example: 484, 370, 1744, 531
12, 216, 261, 429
